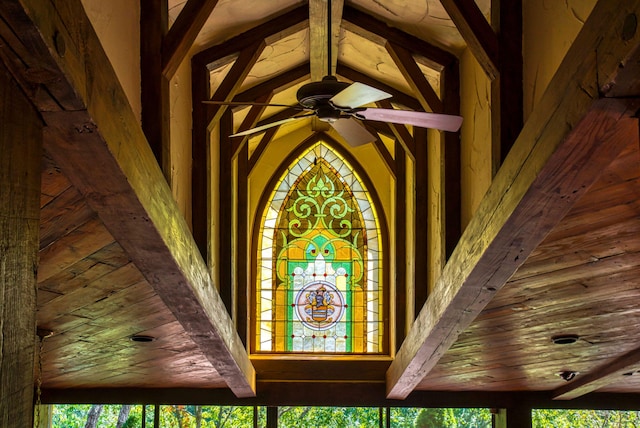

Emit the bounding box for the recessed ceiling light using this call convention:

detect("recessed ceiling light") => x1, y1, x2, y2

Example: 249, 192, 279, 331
552, 334, 580, 345
130, 335, 155, 343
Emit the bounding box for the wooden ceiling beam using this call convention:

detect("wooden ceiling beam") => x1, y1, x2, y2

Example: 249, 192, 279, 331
377, 100, 415, 162
0, 0, 256, 398
206, 40, 266, 129
255, 107, 303, 128
192, 5, 308, 68
385, 41, 443, 113
309, 0, 344, 81
439, 0, 499, 80
162, 0, 219, 79
231, 93, 273, 159
248, 126, 280, 174
386, 0, 640, 399
553, 346, 640, 400
342, 6, 455, 68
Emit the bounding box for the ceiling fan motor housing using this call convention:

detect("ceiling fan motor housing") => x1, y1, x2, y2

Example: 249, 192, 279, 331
297, 76, 349, 122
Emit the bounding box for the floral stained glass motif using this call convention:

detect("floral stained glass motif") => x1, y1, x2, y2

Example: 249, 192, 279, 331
256, 142, 383, 353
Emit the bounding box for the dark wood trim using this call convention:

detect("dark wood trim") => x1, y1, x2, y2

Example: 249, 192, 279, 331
365, 125, 396, 177
207, 41, 267, 128
377, 100, 415, 162
439, 0, 499, 80
336, 63, 423, 112
255, 107, 302, 128
493, 407, 532, 428
385, 42, 443, 113
413, 128, 428, 313
342, 5, 455, 68
219, 109, 234, 316
491, 0, 523, 171
443, 62, 461, 259
394, 140, 407, 353
232, 94, 273, 159
39, 386, 640, 410
162, 0, 219, 79
0, 61, 41, 428
191, 62, 211, 257
248, 126, 279, 174
236, 141, 249, 347
3, 0, 256, 397
140, 1, 170, 179
192, 5, 308, 67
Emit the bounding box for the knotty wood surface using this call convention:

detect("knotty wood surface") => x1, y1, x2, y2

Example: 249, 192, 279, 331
37, 156, 227, 389
419, 138, 640, 393
0, 63, 41, 427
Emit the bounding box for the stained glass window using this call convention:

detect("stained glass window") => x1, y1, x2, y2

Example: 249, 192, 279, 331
256, 141, 384, 353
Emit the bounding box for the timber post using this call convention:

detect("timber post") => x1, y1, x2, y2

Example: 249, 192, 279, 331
0, 62, 42, 426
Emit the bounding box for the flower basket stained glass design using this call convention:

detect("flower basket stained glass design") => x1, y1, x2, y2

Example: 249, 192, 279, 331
256, 142, 383, 353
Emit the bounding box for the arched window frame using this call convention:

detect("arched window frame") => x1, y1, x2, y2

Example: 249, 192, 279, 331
251, 133, 389, 355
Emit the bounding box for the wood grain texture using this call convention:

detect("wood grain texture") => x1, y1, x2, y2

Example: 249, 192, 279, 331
309, 0, 343, 81
7, 0, 256, 397
386, 0, 640, 396
0, 62, 41, 428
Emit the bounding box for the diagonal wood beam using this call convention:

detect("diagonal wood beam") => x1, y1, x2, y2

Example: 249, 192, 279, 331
439, 0, 499, 80
162, 0, 219, 79
1, 0, 256, 397
206, 40, 266, 129
231, 94, 273, 159
554, 346, 640, 400
248, 126, 280, 174
377, 100, 415, 162
193, 5, 308, 67
386, 41, 443, 113
386, 0, 640, 399
309, 0, 344, 81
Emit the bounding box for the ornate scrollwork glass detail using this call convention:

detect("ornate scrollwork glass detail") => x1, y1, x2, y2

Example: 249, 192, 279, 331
256, 142, 383, 354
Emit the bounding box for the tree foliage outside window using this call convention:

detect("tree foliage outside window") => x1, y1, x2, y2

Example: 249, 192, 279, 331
48, 404, 640, 427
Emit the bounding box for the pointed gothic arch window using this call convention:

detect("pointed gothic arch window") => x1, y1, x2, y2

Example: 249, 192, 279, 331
255, 140, 385, 354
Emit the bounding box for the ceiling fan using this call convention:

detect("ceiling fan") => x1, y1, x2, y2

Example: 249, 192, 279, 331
203, 2, 462, 147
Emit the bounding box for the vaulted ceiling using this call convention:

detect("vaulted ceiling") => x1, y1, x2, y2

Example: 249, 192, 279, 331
3, 0, 640, 412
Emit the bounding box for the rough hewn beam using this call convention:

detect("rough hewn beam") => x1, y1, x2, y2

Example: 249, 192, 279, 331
386, 0, 640, 399
4, 0, 256, 397
439, 0, 499, 79
0, 60, 41, 428
162, 0, 219, 79
385, 42, 443, 113
309, 0, 343, 80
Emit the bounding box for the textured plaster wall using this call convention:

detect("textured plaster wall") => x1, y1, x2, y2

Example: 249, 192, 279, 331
80, 0, 141, 122
459, 49, 492, 229
170, 60, 194, 227
523, 0, 596, 119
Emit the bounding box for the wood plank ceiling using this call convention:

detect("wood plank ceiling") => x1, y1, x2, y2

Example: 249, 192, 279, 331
2, 0, 640, 407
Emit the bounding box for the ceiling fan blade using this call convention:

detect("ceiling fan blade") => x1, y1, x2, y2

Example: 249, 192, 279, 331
202, 100, 303, 109
330, 118, 377, 147
230, 114, 312, 137
329, 82, 392, 109
357, 108, 463, 132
